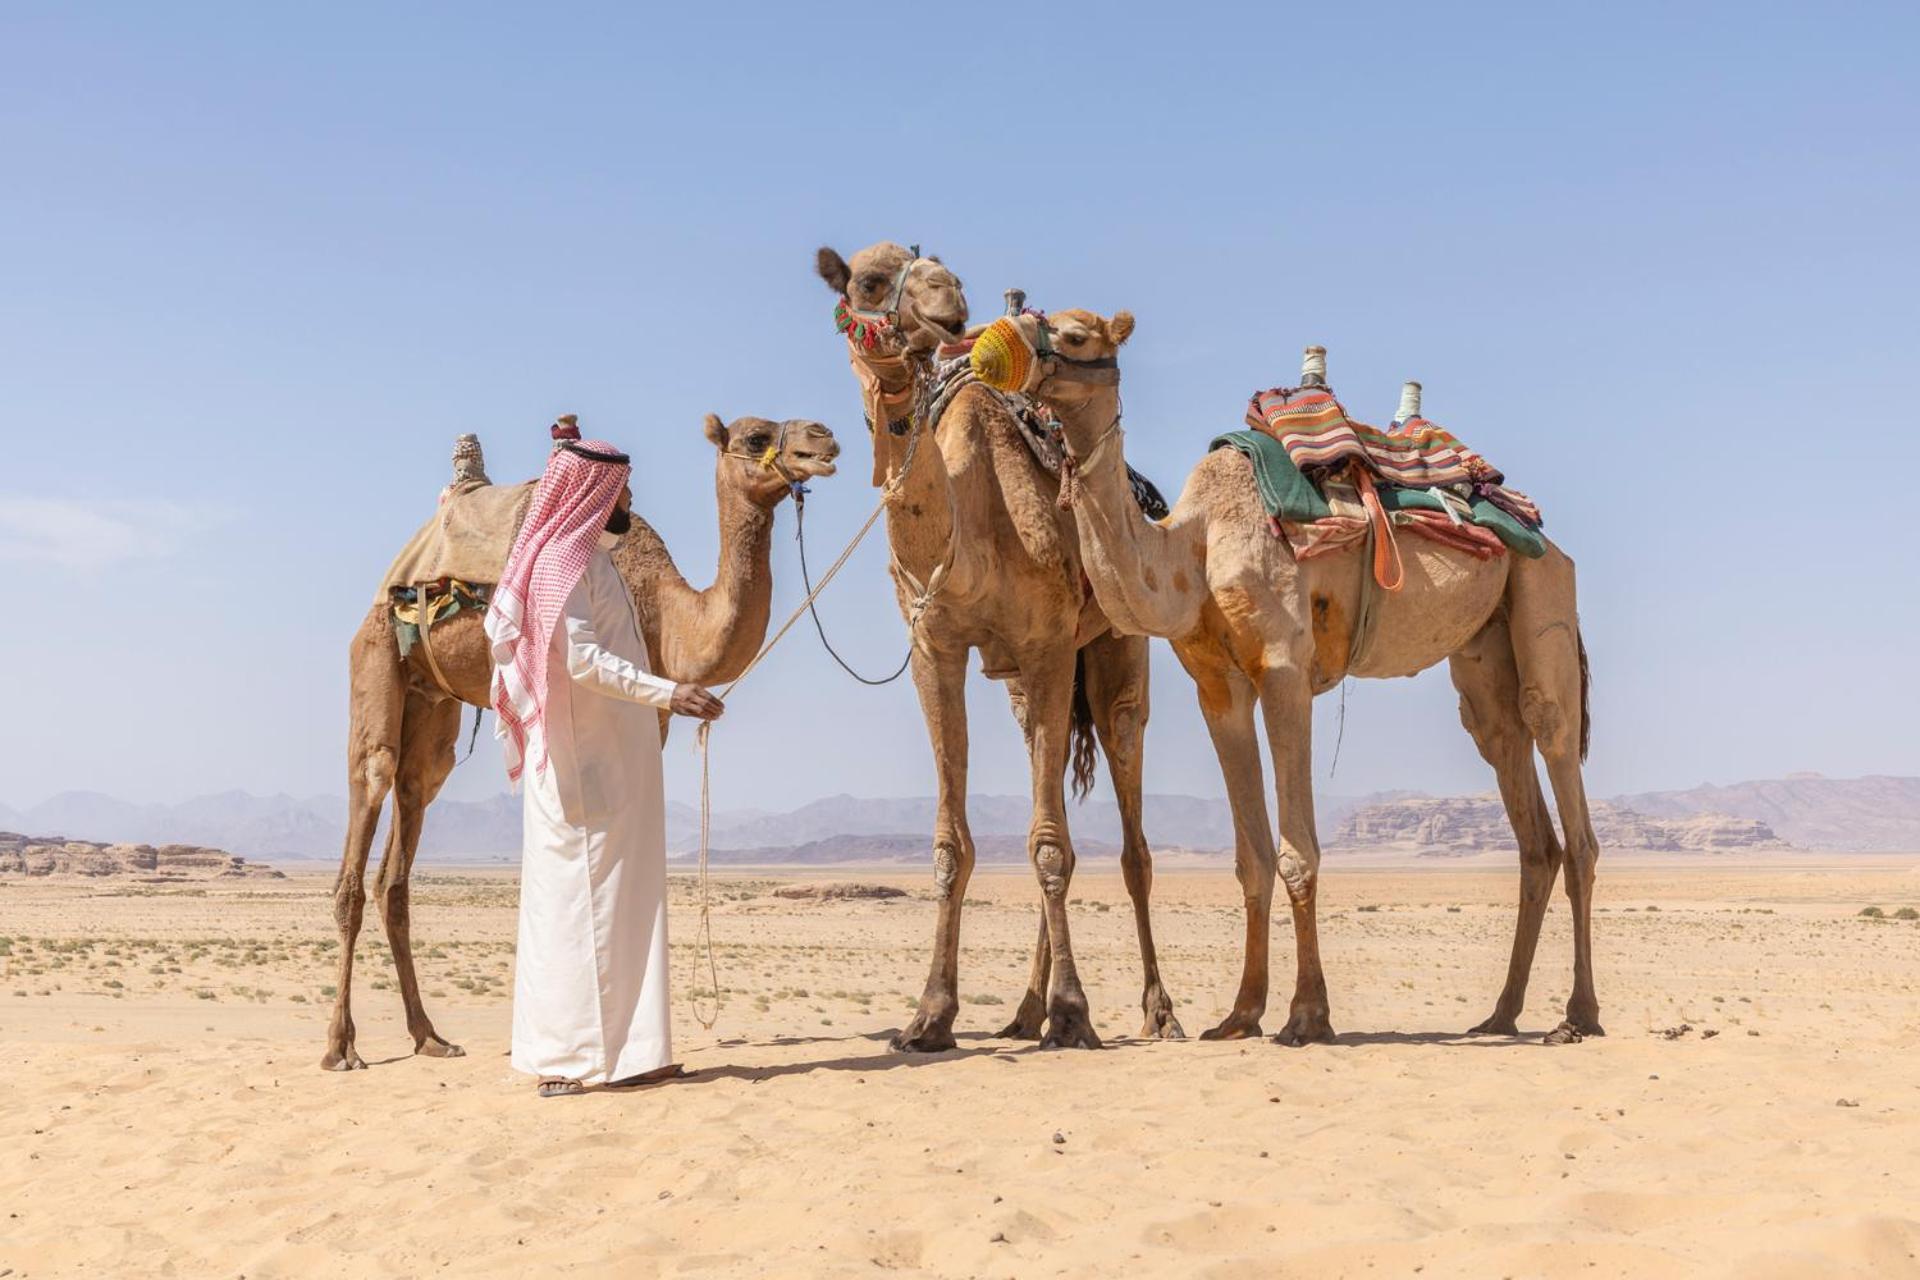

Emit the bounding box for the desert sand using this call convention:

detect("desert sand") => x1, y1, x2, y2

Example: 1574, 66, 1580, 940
4, 857, 1919, 1278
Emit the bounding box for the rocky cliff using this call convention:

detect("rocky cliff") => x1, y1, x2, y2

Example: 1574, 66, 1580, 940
0, 832, 283, 879
1333, 796, 1786, 854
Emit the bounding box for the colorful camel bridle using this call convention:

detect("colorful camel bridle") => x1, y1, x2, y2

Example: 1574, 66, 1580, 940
969, 311, 1120, 397
833, 244, 933, 349
969, 306, 1124, 510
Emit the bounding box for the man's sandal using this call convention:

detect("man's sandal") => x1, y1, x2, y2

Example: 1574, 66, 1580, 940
537, 1077, 585, 1098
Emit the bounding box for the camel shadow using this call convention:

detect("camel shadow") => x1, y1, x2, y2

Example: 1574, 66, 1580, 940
1329, 1029, 1537, 1047
611, 1029, 1160, 1091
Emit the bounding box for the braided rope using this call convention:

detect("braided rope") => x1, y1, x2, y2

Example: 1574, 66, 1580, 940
686, 448, 925, 1029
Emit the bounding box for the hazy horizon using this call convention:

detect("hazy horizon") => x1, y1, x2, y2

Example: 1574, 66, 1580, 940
0, 768, 1904, 819
5, 5, 1917, 814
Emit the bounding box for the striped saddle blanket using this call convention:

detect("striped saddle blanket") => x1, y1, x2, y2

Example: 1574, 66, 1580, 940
1245, 384, 1539, 525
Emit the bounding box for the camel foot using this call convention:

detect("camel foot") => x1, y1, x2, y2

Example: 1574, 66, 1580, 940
1138, 989, 1185, 1041
1199, 1012, 1263, 1041
1543, 1016, 1605, 1046
890, 1011, 958, 1054
1040, 999, 1103, 1051
414, 1034, 466, 1059
1467, 1013, 1521, 1036
321, 1046, 367, 1072
1272, 1007, 1336, 1047
994, 991, 1047, 1041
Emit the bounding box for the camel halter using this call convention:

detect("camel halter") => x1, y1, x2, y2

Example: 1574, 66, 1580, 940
723, 418, 808, 494
840, 244, 926, 325
970, 313, 1120, 396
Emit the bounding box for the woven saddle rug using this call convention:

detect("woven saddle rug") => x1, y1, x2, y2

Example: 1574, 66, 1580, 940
1245, 384, 1540, 526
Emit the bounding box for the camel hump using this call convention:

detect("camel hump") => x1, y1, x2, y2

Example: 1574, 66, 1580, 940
375, 480, 537, 603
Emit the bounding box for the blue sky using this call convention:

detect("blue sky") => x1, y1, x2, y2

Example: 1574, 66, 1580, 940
3, 3, 1916, 814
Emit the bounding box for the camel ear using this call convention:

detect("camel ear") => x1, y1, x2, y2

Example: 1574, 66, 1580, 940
703, 413, 727, 449
1108, 311, 1135, 346
815, 247, 851, 294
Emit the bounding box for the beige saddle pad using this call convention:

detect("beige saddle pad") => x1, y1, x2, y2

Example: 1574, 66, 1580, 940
374, 480, 536, 602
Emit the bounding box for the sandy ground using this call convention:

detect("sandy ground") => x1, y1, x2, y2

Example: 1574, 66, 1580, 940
4, 856, 1920, 1278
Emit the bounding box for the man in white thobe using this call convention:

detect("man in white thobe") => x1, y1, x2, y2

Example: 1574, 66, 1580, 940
484, 429, 723, 1098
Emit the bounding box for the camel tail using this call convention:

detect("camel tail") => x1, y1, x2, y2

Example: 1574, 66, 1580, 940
1578, 626, 1592, 764
1070, 653, 1099, 802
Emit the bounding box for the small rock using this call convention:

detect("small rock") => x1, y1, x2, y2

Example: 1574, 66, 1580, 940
1052, 1131, 1066, 1145
1836, 1098, 1860, 1108
1700, 1029, 1719, 1040
990, 1232, 1008, 1244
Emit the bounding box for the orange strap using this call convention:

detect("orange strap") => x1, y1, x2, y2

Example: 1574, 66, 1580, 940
1352, 468, 1405, 592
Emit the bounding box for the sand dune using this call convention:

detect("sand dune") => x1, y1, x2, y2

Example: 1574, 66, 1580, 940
4, 859, 1919, 1277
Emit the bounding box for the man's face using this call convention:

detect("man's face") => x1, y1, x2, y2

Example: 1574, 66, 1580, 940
605, 483, 635, 536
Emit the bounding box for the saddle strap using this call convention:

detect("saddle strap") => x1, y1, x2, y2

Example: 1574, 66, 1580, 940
413, 580, 459, 699
1352, 468, 1405, 592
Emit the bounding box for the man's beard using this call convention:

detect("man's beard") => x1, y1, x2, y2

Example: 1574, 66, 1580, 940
605, 506, 632, 535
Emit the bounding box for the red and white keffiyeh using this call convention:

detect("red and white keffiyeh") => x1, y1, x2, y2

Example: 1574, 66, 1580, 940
484, 433, 631, 783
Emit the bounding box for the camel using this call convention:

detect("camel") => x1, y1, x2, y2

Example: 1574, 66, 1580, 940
321, 414, 841, 1071
975, 307, 1601, 1046
812, 243, 1181, 1050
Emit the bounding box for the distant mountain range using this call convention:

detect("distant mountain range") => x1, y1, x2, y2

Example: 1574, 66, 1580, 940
4, 774, 1916, 862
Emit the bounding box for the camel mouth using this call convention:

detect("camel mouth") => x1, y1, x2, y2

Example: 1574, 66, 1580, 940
788, 448, 839, 476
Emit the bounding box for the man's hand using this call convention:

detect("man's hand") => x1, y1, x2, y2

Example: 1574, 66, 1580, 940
670, 683, 725, 721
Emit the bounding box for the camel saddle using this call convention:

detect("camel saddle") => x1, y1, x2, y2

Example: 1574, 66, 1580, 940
373, 479, 535, 603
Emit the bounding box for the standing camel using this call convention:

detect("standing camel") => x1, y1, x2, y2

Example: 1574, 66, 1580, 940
322, 415, 841, 1071
974, 307, 1601, 1046
813, 243, 1180, 1050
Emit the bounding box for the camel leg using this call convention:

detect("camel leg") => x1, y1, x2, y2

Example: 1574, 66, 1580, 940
322, 611, 404, 1071
1186, 657, 1277, 1040
893, 644, 975, 1053
1508, 550, 1604, 1044
1018, 643, 1101, 1050
1450, 615, 1565, 1035
997, 917, 1052, 1041
995, 676, 1051, 1040
1081, 631, 1182, 1039
1258, 666, 1334, 1046
372, 690, 466, 1059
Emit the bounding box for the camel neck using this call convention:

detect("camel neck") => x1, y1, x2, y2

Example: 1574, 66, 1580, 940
699, 469, 778, 680
1056, 387, 1205, 640
845, 349, 960, 599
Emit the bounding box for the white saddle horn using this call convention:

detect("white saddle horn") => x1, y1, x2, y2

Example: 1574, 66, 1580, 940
1300, 345, 1328, 388
1395, 380, 1423, 425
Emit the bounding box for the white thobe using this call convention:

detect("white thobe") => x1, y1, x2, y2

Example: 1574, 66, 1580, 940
511, 547, 678, 1084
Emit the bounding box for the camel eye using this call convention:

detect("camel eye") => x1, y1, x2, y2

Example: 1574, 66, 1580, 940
748, 435, 771, 452
856, 274, 885, 294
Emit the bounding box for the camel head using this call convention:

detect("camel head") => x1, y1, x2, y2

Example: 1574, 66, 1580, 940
972, 306, 1133, 450
702, 414, 840, 507
815, 242, 969, 356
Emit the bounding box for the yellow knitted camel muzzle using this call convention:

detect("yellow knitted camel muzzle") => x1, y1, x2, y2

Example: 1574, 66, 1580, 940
969, 317, 1035, 392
